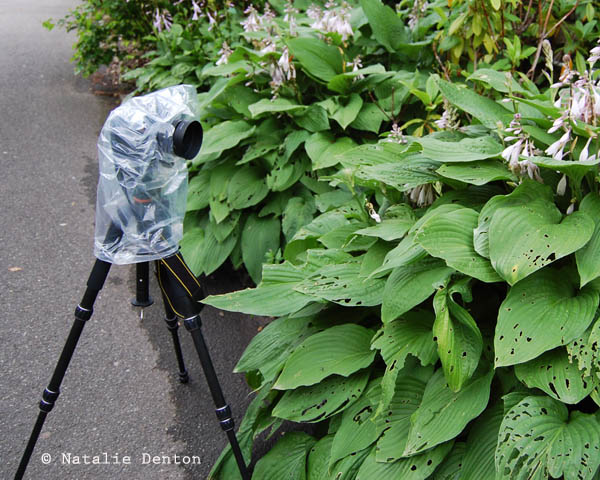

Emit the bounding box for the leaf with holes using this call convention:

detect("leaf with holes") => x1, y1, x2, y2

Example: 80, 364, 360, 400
330, 379, 381, 466
437, 160, 517, 185
227, 166, 269, 210
354, 157, 441, 191
294, 263, 385, 307
375, 375, 427, 462
494, 267, 599, 367
576, 193, 600, 287
272, 370, 369, 423
415, 207, 502, 283
416, 136, 503, 163
495, 395, 600, 480
433, 288, 483, 392
329, 446, 373, 480
488, 197, 594, 285
252, 431, 317, 480
431, 442, 466, 480
306, 435, 334, 480
381, 258, 454, 323
371, 311, 438, 417
274, 324, 376, 390
460, 403, 503, 480
474, 180, 551, 259
356, 442, 453, 480
404, 368, 493, 456
567, 317, 600, 381
234, 316, 319, 383
515, 347, 596, 404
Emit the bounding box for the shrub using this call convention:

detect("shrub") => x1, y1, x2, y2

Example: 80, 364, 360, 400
203, 41, 600, 480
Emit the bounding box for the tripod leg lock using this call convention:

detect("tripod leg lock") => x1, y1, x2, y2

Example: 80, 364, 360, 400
183, 316, 201, 331
74, 305, 93, 321
39, 388, 60, 414
215, 406, 235, 432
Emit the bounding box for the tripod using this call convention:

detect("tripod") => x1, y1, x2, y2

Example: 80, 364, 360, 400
15, 252, 251, 480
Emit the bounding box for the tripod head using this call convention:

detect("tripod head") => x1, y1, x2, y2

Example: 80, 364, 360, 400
94, 85, 202, 265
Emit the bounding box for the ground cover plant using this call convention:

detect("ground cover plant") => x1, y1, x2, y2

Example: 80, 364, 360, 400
199, 4, 600, 478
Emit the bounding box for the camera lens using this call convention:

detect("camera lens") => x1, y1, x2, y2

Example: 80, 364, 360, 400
173, 120, 203, 160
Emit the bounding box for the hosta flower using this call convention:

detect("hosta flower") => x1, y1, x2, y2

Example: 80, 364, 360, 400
545, 128, 571, 161
191, 0, 202, 21
216, 42, 233, 66
346, 56, 364, 80
588, 42, 600, 66
556, 174, 567, 196
385, 123, 407, 144
278, 47, 296, 81
409, 184, 436, 207
502, 114, 544, 183
284, 1, 299, 35
435, 100, 460, 130
241, 5, 261, 32
206, 10, 217, 31
408, 0, 429, 30
153, 8, 172, 32
310, 1, 353, 41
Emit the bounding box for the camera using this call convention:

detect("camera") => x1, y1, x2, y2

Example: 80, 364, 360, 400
94, 85, 202, 264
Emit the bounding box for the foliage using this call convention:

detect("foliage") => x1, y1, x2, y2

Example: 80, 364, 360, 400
202, 42, 600, 480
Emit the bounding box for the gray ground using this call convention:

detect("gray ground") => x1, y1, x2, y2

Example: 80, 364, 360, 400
0, 1, 262, 479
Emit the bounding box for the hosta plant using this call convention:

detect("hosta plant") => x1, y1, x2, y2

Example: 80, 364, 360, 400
202, 57, 600, 479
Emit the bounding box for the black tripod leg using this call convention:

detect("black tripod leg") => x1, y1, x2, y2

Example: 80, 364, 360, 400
184, 316, 251, 480
131, 261, 153, 308
162, 299, 189, 384
15, 259, 111, 480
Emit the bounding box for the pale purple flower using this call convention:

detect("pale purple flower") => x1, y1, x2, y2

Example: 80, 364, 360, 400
191, 0, 202, 21
409, 184, 436, 207
385, 123, 407, 144
589, 44, 600, 66
278, 47, 296, 81
346, 56, 364, 80
567, 203, 575, 215
556, 174, 567, 196
579, 137, 594, 162
310, 1, 353, 41
153, 8, 172, 32
216, 42, 233, 66
435, 100, 460, 130
545, 129, 571, 160
241, 5, 261, 32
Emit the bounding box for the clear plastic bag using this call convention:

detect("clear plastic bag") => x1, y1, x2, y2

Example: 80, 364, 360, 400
94, 85, 200, 264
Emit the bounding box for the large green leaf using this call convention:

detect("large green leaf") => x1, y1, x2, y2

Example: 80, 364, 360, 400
186, 169, 211, 211
227, 166, 269, 210
325, 94, 364, 130
356, 443, 453, 480
467, 68, 527, 94
474, 180, 552, 259
355, 205, 416, 241
433, 287, 483, 392
180, 220, 239, 276
354, 157, 440, 191
371, 312, 438, 417
437, 160, 516, 185
489, 197, 594, 285
349, 102, 389, 133
495, 396, 600, 480
241, 214, 281, 284
415, 207, 502, 283
514, 347, 595, 404
252, 432, 316, 480
294, 263, 385, 307
272, 370, 369, 422
306, 435, 334, 480
234, 316, 318, 383
328, 64, 387, 94
329, 446, 372, 480
416, 136, 503, 163
381, 258, 454, 323
202, 262, 314, 317
287, 37, 343, 82
375, 375, 427, 462
359, 0, 408, 52
494, 268, 599, 367
431, 442, 466, 480
282, 196, 317, 241
304, 132, 357, 169
460, 403, 503, 480
274, 324, 376, 390
330, 379, 381, 467
576, 193, 600, 287
404, 368, 493, 456
532, 155, 600, 184
248, 97, 306, 117
200, 120, 256, 155
435, 77, 512, 128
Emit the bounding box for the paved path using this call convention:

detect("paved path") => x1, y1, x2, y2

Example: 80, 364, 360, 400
0, 1, 260, 478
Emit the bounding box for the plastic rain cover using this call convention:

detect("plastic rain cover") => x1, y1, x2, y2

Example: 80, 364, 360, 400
94, 85, 200, 264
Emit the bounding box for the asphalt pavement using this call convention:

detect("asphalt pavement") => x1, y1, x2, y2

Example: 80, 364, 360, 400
0, 1, 262, 479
